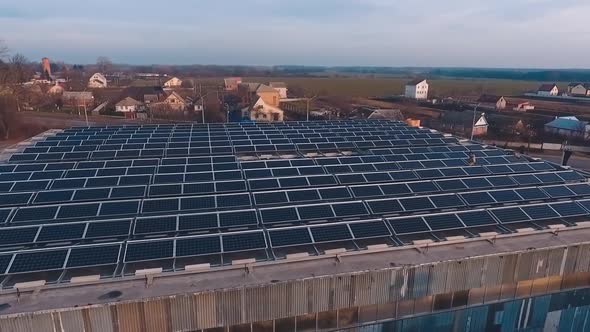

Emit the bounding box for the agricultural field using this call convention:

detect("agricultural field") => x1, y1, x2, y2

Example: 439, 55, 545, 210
193, 76, 558, 98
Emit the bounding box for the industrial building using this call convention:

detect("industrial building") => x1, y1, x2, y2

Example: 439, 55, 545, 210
0, 120, 589, 331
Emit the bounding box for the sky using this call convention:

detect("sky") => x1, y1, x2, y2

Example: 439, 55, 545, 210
1, 0, 589, 68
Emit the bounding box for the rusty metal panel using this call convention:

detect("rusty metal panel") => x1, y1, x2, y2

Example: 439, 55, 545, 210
245, 285, 271, 323
116, 302, 144, 332
30, 313, 55, 332
350, 272, 371, 306
87, 306, 114, 332
306, 276, 331, 313
286, 279, 307, 317
465, 258, 485, 290
1, 315, 33, 332
563, 246, 579, 274
515, 251, 534, 281
169, 294, 197, 332
215, 288, 242, 327
528, 250, 550, 280
500, 254, 518, 284
59, 310, 85, 332
546, 248, 566, 277
333, 274, 353, 309
482, 255, 502, 286
428, 262, 447, 295
574, 244, 590, 273
411, 265, 430, 298
193, 292, 216, 329
143, 298, 170, 332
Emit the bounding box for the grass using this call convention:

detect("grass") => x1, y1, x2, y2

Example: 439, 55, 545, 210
193, 76, 552, 98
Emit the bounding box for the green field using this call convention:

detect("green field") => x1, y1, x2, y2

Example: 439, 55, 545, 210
193, 76, 557, 98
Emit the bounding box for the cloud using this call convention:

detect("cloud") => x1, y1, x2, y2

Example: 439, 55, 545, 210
1, 0, 589, 67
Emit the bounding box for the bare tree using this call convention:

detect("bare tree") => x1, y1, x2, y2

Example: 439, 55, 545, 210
96, 56, 112, 73
0, 40, 8, 61
9, 53, 31, 83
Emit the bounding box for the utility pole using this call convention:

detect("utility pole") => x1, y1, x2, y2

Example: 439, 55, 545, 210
470, 103, 481, 141
200, 84, 205, 124
306, 95, 318, 122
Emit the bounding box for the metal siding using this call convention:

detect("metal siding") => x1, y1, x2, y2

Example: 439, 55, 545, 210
59, 310, 86, 332
307, 276, 331, 313
500, 299, 521, 332
245, 285, 270, 323
396, 267, 411, 300
116, 302, 144, 332
351, 272, 372, 306
215, 289, 242, 327
529, 250, 550, 280
465, 258, 485, 290
501, 254, 519, 284
143, 298, 170, 332
530, 295, 551, 328
1, 316, 33, 332
516, 252, 534, 281
287, 279, 307, 317
268, 282, 288, 319
31, 313, 55, 332
563, 246, 580, 274
169, 294, 196, 332
547, 248, 566, 277
483, 255, 502, 286
446, 261, 469, 293
575, 245, 590, 273
87, 306, 115, 332
333, 274, 353, 309
428, 262, 447, 295
193, 292, 216, 329
411, 265, 430, 298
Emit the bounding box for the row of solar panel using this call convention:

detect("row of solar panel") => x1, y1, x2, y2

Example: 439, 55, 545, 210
9, 139, 456, 163
41, 131, 443, 144
3, 197, 590, 275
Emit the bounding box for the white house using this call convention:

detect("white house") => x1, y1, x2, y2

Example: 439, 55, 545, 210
405, 79, 429, 100
537, 83, 559, 96
241, 97, 284, 122
567, 83, 590, 96
269, 82, 288, 99
115, 97, 144, 113
88, 73, 108, 88
163, 77, 182, 88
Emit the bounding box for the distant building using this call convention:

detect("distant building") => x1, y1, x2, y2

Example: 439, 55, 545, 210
512, 102, 535, 112
438, 112, 488, 137
477, 95, 506, 110
88, 73, 108, 88
567, 83, 590, 96
404, 78, 429, 100
367, 109, 404, 121
41, 58, 52, 81
256, 84, 281, 107
242, 97, 284, 122
545, 116, 590, 140
62, 91, 94, 108
115, 97, 144, 113
47, 83, 64, 95
163, 77, 182, 88
269, 82, 288, 99
163, 91, 187, 111
224, 77, 242, 91
537, 83, 558, 96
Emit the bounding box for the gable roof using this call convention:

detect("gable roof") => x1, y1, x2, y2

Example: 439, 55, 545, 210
239, 82, 261, 92
90, 73, 106, 81
545, 117, 589, 131
406, 78, 427, 86
256, 84, 278, 94
538, 83, 557, 92
116, 97, 143, 107
568, 82, 584, 87
477, 94, 504, 103
367, 109, 405, 121
165, 91, 186, 104
164, 77, 182, 85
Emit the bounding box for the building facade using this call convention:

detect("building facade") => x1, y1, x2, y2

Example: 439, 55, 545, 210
270, 82, 288, 99
537, 83, 559, 96
405, 79, 429, 100
163, 77, 183, 88
88, 73, 108, 88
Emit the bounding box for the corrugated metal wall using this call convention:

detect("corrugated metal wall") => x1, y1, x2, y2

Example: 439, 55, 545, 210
3, 245, 590, 331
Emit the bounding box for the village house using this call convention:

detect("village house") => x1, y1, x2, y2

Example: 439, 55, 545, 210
62, 91, 94, 108
269, 82, 288, 99
224, 77, 242, 91
512, 102, 535, 112
545, 116, 590, 140
367, 109, 405, 121
477, 95, 506, 110
162, 91, 187, 111
163, 77, 182, 88
537, 83, 559, 96
241, 84, 284, 122
436, 112, 488, 137
88, 73, 108, 88
567, 83, 590, 97
47, 83, 64, 95
404, 78, 429, 100
115, 97, 144, 113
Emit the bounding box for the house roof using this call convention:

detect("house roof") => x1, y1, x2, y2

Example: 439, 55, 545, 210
239, 82, 261, 93
367, 109, 404, 121
165, 91, 186, 104
90, 73, 106, 81
116, 97, 143, 107
477, 94, 504, 103
164, 77, 182, 85
144, 94, 160, 103
545, 117, 589, 131
224, 77, 242, 85
568, 82, 584, 87
269, 82, 287, 88
538, 83, 557, 92
256, 84, 277, 94
406, 78, 427, 86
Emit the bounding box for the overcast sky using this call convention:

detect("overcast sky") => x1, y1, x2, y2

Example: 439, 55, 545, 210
1, 0, 589, 68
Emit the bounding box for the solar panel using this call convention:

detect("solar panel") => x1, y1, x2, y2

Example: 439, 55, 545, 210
269, 228, 313, 247
429, 194, 465, 209
549, 202, 588, 217
521, 205, 559, 220
310, 224, 352, 242
542, 186, 576, 198
66, 245, 120, 267
135, 216, 176, 234
125, 240, 174, 262
388, 217, 429, 234
10, 249, 68, 273
219, 210, 258, 227
400, 197, 435, 211
349, 221, 391, 239
457, 210, 498, 226
37, 223, 86, 242
261, 207, 299, 224
222, 232, 266, 252
176, 236, 221, 257
423, 214, 463, 230
86, 220, 131, 238
332, 202, 369, 217
460, 192, 496, 206
0, 227, 38, 245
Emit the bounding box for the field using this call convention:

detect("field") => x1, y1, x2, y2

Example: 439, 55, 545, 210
193, 76, 555, 98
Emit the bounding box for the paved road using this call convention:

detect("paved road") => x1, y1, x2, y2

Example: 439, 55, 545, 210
527, 151, 590, 172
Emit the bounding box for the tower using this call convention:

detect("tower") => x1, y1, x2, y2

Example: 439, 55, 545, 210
41, 57, 51, 80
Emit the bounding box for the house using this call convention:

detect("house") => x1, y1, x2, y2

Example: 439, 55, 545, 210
162, 91, 187, 111
269, 82, 288, 99
62, 91, 94, 108
238, 82, 262, 104
545, 116, 590, 140
241, 97, 284, 122
256, 84, 281, 107
115, 97, 144, 113
537, 83, 559, 96
144, 94, 161, 104
437, 111, 488, 137
163, 77, 182, 88
567, 83, 590, 96
367, 109, 405, 121
404, 78, 429, 100
512, 102, 535, 112
88, 73, 108, 88
224, 77, 242, 91
47, 83, 64, 95
477, 95, 506, 110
